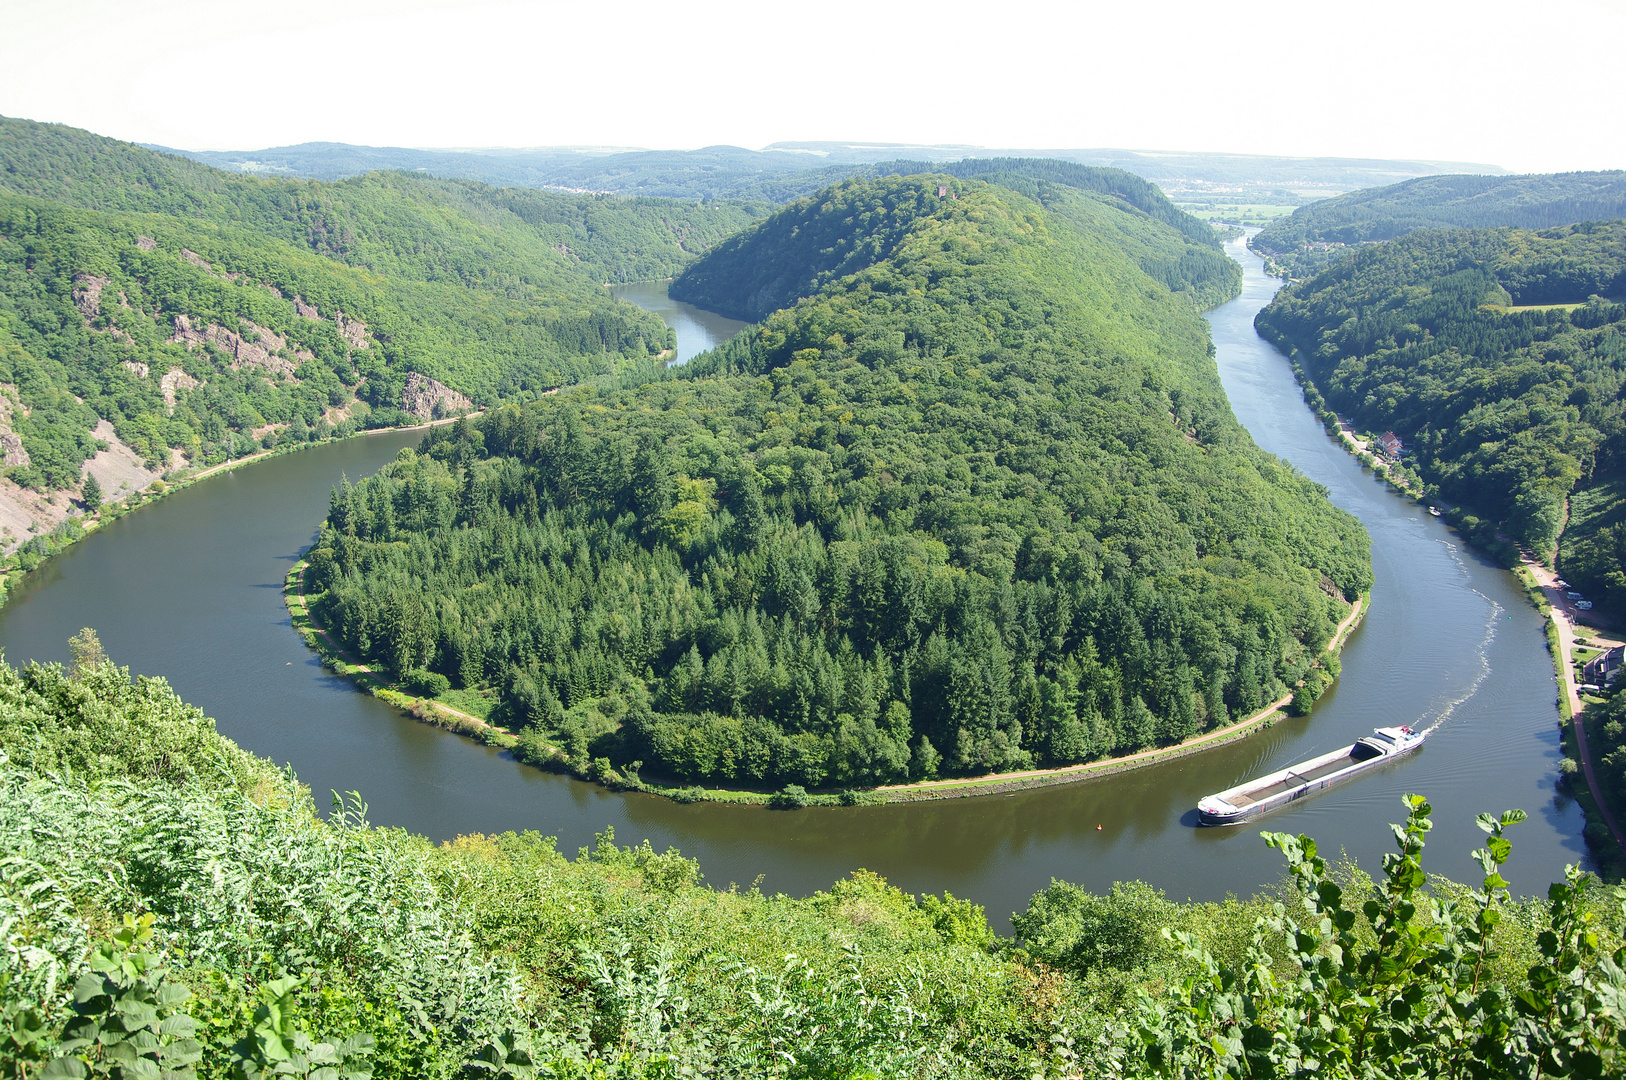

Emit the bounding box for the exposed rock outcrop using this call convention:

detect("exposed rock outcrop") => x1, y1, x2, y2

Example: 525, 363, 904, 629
400, 372, 472, 421
0, 420, 167, 554
123, 361, 150, 379
0, 432, 28, 469
293, 297, 321, 320
169, 315, 306, 380
81, 419, 162, 501
336, 313, 371, 350
72, 274, 110, 320
159, 367, 200, 413
135, 235, 157, 251
0, 391, 30, 469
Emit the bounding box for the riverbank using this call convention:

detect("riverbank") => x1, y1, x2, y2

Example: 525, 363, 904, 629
287, 547, 1368, 807
1516, 558, 1626, 876
1256, 329, 1429, 505
1258, 329, 1620, 876
0, 414, 477, 614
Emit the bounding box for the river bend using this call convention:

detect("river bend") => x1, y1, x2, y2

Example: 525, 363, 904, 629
0, 251, 1584, 927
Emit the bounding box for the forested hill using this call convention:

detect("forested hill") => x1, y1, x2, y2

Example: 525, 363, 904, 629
0, 117, 766, 284
1253, 170, 1626, 277
671, 165, 1236, 321
0, 117, 761, 513
310, 175, 1369, 794
911, 157, 1223, 249
1254, 222, 1626, 614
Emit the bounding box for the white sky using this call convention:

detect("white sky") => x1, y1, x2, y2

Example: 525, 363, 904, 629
2, 0, 1623, 172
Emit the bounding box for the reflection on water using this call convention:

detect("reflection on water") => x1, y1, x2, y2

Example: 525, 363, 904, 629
611, 281, 749, 366
0, 247, 1582, 933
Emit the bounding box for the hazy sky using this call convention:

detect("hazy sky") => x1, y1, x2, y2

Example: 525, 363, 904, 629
3, 0, 1623, 172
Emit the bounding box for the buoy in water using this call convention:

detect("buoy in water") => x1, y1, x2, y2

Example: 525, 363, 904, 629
1096, 824, 1103, 831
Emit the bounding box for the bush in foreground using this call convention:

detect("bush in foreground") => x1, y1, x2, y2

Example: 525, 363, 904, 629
1, 652, 1621, 1078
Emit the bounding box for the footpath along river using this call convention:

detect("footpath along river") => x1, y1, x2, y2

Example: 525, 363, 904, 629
0, 251, 1585, 929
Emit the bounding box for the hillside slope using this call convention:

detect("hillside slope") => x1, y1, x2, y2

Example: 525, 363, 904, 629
1253, 170, 1626, 278
310, 175, 1369, 791
1254, 222, 1626, 614
0, 118, 763, 548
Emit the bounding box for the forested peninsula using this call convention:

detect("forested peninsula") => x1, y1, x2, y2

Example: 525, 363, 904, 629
304, 172, 1370, 796
1254, 222, 1626, 617
0, 117, 763, 544
4, 647, 1622, 1078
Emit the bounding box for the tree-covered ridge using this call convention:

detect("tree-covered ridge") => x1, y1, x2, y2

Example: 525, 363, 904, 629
1253, 169, 1626, 278
671, 170, 1235, 321
668, 177, 962, 320
5, 652, 1625, 1079
0, 117, 765, 288
1254, 222, 1626, 609
918, 157, 1225, 251
0, 193, 670, 489
893, 165, 1238, 309
308, 176, 1368, 792
0, 116, 774, 497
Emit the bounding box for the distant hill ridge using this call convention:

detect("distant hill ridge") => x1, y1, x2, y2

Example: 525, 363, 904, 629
1253, 170, 1626, 277
671, 162, 1235, 321
147, 137, 1504, 202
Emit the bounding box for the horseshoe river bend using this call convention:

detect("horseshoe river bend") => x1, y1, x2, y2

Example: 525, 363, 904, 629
0, 243, 1585, 929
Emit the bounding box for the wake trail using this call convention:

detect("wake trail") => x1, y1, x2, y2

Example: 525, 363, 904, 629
1421, 538, 1501, 734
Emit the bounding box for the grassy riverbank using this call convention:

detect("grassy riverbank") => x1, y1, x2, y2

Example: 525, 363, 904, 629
287, 552, 1368, 807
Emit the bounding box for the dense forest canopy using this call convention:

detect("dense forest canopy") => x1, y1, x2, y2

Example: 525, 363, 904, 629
308, 174, 1369, 792
0, 117, 764, 497
4, 650, 1622, 1078
1253, 170, 1626, 278
1254, 222, 1626, 614
671, 162, 1234, 321
0, 118, 765, 284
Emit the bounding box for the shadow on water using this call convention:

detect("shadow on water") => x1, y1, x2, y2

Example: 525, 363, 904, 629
0, 268, 1583, 931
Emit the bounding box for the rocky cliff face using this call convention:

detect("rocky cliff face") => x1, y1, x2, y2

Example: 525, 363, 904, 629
168, 315, 306, 379
399, 373, 473, 421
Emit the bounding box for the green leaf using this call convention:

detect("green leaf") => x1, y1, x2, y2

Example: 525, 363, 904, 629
40, 1058, 88, 1080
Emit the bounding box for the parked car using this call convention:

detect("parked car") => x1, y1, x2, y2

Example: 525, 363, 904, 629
1577, 600, 1595, 610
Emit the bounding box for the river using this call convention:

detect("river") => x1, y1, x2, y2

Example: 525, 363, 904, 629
610, 281, 748, 364
0, 266, 1584, 929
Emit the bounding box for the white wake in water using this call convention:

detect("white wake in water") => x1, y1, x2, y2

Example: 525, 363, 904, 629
1421, 539, 1502, 734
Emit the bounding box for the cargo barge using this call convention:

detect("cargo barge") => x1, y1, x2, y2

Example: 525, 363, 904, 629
1197, 726, 1425, 826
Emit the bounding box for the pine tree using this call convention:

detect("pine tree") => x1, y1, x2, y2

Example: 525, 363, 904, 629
81, 473, 102, 513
